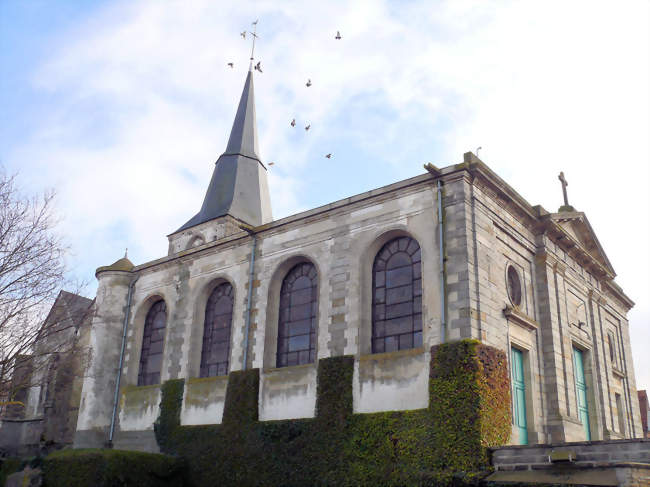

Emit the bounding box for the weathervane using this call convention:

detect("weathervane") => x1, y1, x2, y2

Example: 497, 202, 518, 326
249, 19, 259, 67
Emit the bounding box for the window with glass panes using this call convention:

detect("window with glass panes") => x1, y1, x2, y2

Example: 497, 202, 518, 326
138, 300, 166, 386
277, 263, 318, 367
200, 283, 234, 377
372, 236, 422, 353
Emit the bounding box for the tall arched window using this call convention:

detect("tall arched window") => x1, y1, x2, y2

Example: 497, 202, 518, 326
372, 236, 422, 353
138, 300, 167, 386
277, 262, 318, 367
200, 282, 234, 377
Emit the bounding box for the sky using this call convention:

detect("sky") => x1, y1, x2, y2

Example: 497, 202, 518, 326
1, 1, 648, 390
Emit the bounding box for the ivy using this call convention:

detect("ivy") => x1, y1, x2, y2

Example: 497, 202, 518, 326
151, 340, 511, 486
154, 378, 184, 454
41, 448, 186, 487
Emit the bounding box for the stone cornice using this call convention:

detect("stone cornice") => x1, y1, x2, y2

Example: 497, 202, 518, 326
504, 306, 539, 331
601, 280, 635, 310
539, 216, 614, 280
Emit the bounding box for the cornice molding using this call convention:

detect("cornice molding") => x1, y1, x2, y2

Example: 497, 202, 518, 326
553, 261, 567, 275
504, 305, 539, 331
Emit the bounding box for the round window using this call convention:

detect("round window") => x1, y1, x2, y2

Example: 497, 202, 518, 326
507, 265, 522, 307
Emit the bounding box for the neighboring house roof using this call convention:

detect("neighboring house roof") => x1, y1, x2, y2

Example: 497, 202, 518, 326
40, 290, 93, 338
58, 291, 93, 329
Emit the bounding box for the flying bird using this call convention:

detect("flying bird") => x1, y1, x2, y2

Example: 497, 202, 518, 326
290, 119, 296, 127
268, 162, 275, 166
306, 79, 312, 87
325, 153, 332, 159
254, 61, 262, 73
240, 31, 246, 39
305, 124, 311, 131
335, 31, 341, 40
227, 62, 234, 68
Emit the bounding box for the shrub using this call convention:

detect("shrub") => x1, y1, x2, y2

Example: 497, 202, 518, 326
152, 340, 511, 486
41, 448, 187, 487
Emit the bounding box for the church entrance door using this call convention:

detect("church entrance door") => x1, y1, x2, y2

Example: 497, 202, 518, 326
510, 347, 528, 445
573, 347, 591, 440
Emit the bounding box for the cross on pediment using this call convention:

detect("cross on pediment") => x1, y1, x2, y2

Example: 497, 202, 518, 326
557, 171, 575, 212
558, 172, 569, 206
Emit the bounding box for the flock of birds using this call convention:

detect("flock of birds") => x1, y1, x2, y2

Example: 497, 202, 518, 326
227, 24, 343, 167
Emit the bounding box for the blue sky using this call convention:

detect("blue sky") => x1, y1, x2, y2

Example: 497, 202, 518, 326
1, 1, 648, 389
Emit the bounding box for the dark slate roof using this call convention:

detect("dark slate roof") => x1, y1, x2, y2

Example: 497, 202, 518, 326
175, 68, 271, 233
224, 69, 260, 161
59, 291, 94, 328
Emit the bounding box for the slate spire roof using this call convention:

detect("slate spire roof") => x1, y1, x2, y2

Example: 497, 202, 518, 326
225, 68, 260, 161
175, 67, 272, 233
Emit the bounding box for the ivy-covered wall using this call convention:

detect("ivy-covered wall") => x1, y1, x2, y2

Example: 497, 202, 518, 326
41, 449, 187, 487
154, 340, 511, 486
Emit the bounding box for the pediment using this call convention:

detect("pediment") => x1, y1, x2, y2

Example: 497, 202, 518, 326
550, 211, 615, 275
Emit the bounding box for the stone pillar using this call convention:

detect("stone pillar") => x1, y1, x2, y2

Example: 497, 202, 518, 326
534, 250, 570, 442
74, 258, 134, 448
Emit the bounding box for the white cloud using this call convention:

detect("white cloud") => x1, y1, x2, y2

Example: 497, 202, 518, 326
5, 0, 649, 389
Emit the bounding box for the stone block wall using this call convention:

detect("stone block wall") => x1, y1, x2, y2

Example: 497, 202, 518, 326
75, 159, 643, 449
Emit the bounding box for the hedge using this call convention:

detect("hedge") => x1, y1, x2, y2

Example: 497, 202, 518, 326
0, 457, 22, 486
153, 340, 511, 486
41, 449, 187, 487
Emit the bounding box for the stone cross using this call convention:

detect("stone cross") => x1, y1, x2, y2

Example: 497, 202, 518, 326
558, 171, 569, 207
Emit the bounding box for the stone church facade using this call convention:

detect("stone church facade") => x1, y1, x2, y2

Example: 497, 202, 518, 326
74, 67, 643, 453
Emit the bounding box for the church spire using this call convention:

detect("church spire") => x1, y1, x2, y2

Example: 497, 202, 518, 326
175, 67, 272, 233
224, 66, 260, 161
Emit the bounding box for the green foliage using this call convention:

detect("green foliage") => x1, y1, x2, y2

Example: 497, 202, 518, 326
0, 457, 22, 486
316, 355, 354, 428
154, 378, 184, 453
153, 340, 511, 486
221, 369, 259, 427
41, 449, 186, 487
429, 340, 512, 471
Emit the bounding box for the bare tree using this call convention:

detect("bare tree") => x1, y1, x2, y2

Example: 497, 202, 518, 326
0, 169, 84, 414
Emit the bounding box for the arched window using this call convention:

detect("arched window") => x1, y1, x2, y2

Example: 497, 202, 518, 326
372, 236, 422, 353
138, 300, 167, 386
277, 262, 318, 367
200, 282, 234, 377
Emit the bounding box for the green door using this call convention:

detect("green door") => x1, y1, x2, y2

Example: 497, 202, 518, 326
573, 347, 591, 440
510, 347, 528, 445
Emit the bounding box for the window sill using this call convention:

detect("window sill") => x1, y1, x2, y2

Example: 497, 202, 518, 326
360, 346, 425, 363
123, 383, 161, 392
187, 375, 228, 385
503, 305, 539, 330
611, 367, 625, 379
263, 362, 316, 374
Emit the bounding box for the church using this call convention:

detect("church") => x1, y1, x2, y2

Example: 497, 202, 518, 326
73, 64, 643, 454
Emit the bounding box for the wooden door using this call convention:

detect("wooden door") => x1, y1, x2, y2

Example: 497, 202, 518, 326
573, 347, 591, 441
511, 347, 528, 445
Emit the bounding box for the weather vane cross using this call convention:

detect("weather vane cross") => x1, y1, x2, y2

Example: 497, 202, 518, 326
248, 19, 259, 67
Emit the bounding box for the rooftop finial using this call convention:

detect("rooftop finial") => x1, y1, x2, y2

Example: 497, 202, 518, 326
248, 19, 259, 70
124, 248, 128, 259
558, 171, 575, 212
